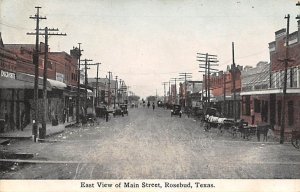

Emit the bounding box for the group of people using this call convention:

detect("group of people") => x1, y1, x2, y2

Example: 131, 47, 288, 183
142, 100, 156, 110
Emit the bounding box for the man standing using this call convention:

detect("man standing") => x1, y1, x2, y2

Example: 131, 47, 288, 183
251, 108, 255, 125
152, 102, 155, 111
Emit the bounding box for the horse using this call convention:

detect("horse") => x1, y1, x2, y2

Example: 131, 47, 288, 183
256, 124, 272, 141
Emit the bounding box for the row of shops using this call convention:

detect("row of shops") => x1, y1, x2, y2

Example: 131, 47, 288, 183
190, 26, 300, 139
0, 33, 95, 133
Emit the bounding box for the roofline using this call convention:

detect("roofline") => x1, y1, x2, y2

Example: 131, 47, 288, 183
240, 88, 300, 95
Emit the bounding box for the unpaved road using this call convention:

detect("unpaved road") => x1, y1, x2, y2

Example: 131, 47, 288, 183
1, 107, 300, 179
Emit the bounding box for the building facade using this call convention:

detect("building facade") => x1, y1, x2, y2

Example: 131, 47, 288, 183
241, 24, 300, 140
206, 66, 242, 119
240, 61, 270, 125
0, 34, 82, 132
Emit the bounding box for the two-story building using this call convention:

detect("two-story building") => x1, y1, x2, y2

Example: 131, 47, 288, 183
205, 65, 242, 119
240, 24, 300, 140
0, 33, 82, 132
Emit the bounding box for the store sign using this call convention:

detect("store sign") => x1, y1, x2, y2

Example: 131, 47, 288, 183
56, 72, 64, 83
1, 70, 16, 79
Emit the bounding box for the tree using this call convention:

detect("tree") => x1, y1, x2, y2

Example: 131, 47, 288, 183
146, 96, 156, 102
128, 95, 140, 102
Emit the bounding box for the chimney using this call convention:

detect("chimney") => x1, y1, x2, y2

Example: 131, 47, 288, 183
70, 47, 80, 59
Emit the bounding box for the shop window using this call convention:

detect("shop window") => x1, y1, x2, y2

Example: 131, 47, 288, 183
254, 99, 261, 113
47, 61, 53, 69
288, 101, 294, 126
242, 95, 250, 116
277, 100, 282, 125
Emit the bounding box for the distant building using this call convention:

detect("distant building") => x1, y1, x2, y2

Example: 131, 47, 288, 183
205, 65, 242, 118
240, 61, 270, 125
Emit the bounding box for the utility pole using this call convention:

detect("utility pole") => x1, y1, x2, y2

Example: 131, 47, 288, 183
114, 76, 118, 108
82, 61, 99, 113
29, 27, 66, 139
280, 14, 290, 144
179, 72, 192, 108
27, 6, 46, 142
170, 78, 178, 104
232, 42, 237, 122
118, 79, 123, 104
108, 71, 112, 108
76, 43, 83, 124
81, 59, 93, 116
162, 82, 168, 106
94, 63, 101, 107
223, 72, 226, 116
170, 77, 184, 105
168, 81, 171, 105
197, 53, 218, 107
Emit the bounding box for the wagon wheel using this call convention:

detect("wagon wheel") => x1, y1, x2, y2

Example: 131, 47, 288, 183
292, 137, 300, 149
204, 122, 210, 132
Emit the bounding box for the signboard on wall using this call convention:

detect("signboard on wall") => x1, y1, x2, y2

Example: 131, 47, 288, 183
1, 70, 16, 79
56, 72, 64, 82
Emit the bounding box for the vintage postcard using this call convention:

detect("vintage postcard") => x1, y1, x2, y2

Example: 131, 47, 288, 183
0, 0, 300, 191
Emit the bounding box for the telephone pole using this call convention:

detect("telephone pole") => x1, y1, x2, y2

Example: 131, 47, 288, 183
223, 72, 226, 116
94, 63, 101, 107
118, 79, 122, 104
280, 14, 290, 144
27, 27, 66, 139
170, 77, 184, 105
179, 72, 192, 108
162, 82, 168, 106
76, 43, 83, 124
170, 78, 178, 104
82, 60, 101, 115
231, 43, 237, 122
27, 6, 46, 142
114, 76, 118, 108
108, 71, 112, 108
80, 59, 93, 115
197, 53, 218, 106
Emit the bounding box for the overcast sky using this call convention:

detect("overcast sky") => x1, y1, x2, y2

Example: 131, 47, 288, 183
1, 0, 299, 98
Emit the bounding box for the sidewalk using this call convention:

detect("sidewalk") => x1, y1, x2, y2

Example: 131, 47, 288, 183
0, 122, 74, 139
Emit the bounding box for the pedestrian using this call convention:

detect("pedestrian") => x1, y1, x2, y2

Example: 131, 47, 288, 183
251, 108, 255, 125
152, 102, 155, 110
62, 108, 66, 124
147, 101, 150, 108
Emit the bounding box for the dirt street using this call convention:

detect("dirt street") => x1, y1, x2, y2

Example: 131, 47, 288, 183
1, 107, 300, 179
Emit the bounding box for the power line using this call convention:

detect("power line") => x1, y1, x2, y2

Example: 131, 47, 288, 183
26, 6, 46, 142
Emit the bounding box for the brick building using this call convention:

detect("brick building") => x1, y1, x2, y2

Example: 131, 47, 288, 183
240, 24, 300, 140
88, 77, 117, 106
0, 33, 82, 132
206, 65, 242, 118
240, 61, 270, 125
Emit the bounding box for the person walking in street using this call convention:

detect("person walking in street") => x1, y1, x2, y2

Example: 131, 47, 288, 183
152, 102, 155, 111
147, 101, 150, 108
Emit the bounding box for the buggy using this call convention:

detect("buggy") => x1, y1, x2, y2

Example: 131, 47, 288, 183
120, 104, 128, 116
171, 105, 182, 118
